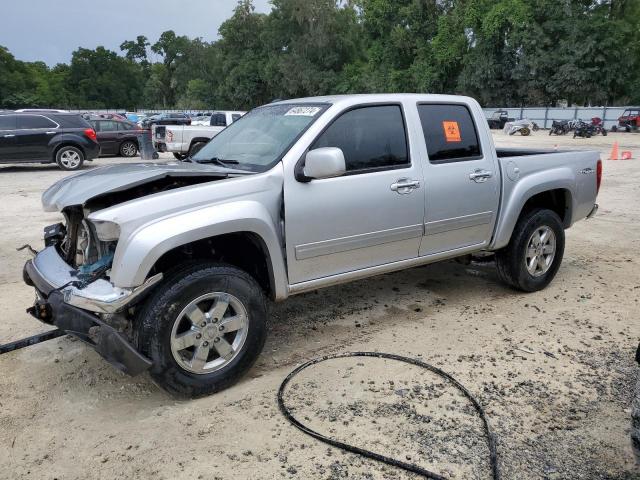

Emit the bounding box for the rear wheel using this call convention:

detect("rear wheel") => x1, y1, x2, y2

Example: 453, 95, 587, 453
136, 264, 268, 397
120, 140, 138, 157
495, 209, 565, 292
55, 146, 84, 170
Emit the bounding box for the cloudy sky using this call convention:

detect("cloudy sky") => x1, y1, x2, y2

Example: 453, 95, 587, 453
1, 0, 272, 66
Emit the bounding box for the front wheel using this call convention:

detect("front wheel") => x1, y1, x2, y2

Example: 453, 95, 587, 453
136, 264, 268, 397
495, 209, 565, 292
173, 152, 188, 161
55, 146, 84, 170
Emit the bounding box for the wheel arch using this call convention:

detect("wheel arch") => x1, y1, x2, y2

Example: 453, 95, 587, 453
109, 200, 287, 300
491, 177, 574, 251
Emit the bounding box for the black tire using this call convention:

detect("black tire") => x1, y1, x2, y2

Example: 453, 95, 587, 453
601, 128, 607, 136
189, 141, 206, 157
55, 145, 84, 171
135, 263, 268, 397
120, 140, 138, 157
495, 209, 565, 292
173, 152, 188, 160
549, 129, 553, 136
521, 127, 531, 136
633, 369, 640, 455
611, 125, 618, 133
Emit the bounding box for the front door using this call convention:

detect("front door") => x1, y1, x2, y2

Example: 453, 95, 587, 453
416, 103, 500, 256
15, 115, 58, 160
0, 114, 18, 160
284, 104, 425, 285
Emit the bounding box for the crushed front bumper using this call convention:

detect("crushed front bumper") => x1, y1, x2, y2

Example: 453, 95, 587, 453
25, 246, 161, 314
23, 246, 161, 376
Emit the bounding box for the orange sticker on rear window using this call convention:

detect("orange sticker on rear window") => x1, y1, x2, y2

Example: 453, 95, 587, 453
442, 121, 461, 142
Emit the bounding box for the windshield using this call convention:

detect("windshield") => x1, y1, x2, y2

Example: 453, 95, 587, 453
191, 103, 328, 172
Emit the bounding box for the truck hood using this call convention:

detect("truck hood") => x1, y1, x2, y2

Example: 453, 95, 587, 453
42, 161, 249, 211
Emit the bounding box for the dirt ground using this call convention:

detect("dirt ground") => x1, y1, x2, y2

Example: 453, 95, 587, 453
1, 132, 639, 480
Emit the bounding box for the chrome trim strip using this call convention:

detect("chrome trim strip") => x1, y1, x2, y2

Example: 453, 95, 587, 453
294, 224, 424, 260
425, 211, 493, 236
288, 242, 485, 295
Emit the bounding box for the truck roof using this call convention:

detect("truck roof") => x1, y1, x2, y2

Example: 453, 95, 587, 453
271, 93, 477, 107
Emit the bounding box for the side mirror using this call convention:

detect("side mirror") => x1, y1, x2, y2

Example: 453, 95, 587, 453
302, 147, 346, 180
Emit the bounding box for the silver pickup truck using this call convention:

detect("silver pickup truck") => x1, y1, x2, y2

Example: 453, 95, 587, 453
153, 111, 245, 160
23, 94, 601, 397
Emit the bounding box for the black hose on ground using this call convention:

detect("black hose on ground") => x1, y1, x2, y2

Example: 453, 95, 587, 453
278, 352, 500, 480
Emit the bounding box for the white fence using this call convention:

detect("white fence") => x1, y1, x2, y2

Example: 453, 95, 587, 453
482, 107, 628, 129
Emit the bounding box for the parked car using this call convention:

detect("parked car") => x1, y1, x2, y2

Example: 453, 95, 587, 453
0, 112, 99, 170
153, 111, 245, 159
87, 117, 145, 157
23, 94, 601, 396
140, 112, 191, 129
611, 107, 640, 132
487, 109, 514, 129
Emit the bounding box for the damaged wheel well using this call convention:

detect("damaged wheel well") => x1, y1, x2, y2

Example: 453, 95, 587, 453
149, 232, 275, 299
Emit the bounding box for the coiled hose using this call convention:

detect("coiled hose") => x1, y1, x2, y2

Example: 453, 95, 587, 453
278, 352, 500, 480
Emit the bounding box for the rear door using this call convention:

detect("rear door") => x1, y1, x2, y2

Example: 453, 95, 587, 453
15, 115, 58, 160
416, 103, 500, 256
0, 114, 18, 160
96, 120, 120, 154
285, 103, 425, 284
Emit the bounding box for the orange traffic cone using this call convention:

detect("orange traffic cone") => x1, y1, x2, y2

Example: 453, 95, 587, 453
621, 151, 633, 160
609, 142, 619, 160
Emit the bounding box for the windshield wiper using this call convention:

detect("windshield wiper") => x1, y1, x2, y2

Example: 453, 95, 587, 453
197, 157, 240, 167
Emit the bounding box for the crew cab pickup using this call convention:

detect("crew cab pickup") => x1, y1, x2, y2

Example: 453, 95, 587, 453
153, 111, 245, 160
23, 94, 601, 397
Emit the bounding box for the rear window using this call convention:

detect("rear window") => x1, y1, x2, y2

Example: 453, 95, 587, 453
16, 115, 58, 129
417, 104, 482, 163
53, 114, 91, 129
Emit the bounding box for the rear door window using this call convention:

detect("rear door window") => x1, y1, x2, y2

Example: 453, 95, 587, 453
100, 121, 119, 132
210, 113, 226, 127
311, 105, 409, 173
417, 104, 482, 163
0, 115, 16, 130
16, 115, 57, 129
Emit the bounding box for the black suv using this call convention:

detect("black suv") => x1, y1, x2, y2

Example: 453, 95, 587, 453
0, 112, 100, 170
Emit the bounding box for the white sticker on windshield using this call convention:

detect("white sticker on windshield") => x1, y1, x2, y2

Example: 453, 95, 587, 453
285, 106, 321, 117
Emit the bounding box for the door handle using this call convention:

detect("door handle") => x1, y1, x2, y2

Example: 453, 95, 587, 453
45, 131, 56, 135
390, 178, 421, 194
469, 169, 493, 183
3, 134, 15, 138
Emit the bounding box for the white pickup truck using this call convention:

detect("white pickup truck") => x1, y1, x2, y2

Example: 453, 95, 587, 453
24, 94, 601, 397
153, 111, 245, 159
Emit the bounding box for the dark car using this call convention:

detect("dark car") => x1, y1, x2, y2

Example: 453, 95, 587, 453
87, 117, 145, 157
0, 112, 99, 170
140, 112, 191, 129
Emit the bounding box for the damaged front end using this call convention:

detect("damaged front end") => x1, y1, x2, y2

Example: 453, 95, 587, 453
23, 208, 161, 376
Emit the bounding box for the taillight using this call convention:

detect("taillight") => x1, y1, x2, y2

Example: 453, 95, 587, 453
596, 159, 602, 194
84, 128, 97, 142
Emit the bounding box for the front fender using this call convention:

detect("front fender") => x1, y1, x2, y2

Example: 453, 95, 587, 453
109, 200, 287, 299
490, 167, 575, 250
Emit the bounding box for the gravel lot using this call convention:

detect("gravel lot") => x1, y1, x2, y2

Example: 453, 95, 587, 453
1, 133, 639, 480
